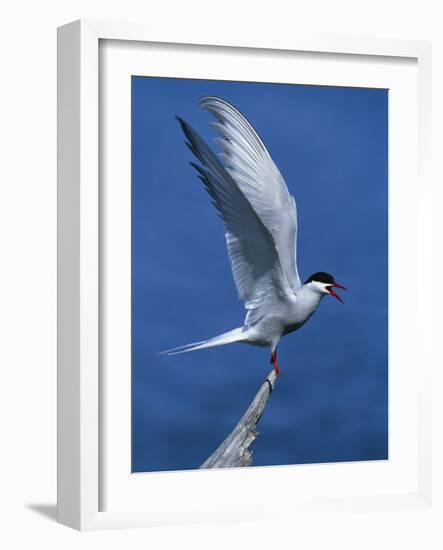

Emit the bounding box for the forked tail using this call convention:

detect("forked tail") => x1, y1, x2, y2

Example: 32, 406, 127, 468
159, 327, 246, 356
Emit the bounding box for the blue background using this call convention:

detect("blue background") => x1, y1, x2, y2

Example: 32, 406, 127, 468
131, 77, 388, 472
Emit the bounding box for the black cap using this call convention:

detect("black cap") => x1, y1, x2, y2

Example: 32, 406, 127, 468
304, 272, 335, 285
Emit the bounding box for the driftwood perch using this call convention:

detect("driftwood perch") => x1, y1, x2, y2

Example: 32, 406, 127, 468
200, 370, 278, 468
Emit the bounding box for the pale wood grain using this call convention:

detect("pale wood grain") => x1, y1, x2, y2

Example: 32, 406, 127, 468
200, 370, 278, 468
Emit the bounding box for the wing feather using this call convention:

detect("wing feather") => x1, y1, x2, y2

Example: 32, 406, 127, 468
176, 116, 294, 311
200, 96, 301, 289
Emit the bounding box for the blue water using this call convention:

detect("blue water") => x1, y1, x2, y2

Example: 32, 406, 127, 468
131, 77, 388, 472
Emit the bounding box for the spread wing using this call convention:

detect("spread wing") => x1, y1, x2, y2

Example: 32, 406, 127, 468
177, 116, 295, 315
200, 96, 301, 290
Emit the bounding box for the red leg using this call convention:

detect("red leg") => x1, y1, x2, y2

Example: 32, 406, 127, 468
270, 350, 281, 376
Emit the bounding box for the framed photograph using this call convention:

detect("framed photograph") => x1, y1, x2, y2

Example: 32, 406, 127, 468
57, 19, 434, 530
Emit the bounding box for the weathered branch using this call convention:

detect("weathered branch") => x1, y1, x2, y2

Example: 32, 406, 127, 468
200, 369, 278, 468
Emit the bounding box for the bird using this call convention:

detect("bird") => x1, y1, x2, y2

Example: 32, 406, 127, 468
161, 96, 346, 375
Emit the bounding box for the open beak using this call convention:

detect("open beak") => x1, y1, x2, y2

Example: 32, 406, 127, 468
327, 283, 347, 303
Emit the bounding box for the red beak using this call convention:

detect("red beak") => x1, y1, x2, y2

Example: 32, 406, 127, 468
327, 283, 347, 303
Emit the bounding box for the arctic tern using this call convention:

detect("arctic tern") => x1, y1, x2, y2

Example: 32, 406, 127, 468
162, 96, 346, 375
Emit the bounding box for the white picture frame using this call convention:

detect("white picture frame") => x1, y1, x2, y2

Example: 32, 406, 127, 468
57, 19, 435, 531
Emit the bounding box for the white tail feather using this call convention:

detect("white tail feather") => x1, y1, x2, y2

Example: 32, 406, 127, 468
159, 327, 246, 356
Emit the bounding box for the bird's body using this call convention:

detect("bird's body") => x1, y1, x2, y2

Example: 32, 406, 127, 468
243, 286, 321, 346
162, 96, 346, 373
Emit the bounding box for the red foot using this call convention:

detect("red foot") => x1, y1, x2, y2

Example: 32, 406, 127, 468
270, 351, 281, 376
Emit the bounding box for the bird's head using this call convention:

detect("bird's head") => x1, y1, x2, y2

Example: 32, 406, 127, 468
304, 272, 347, 303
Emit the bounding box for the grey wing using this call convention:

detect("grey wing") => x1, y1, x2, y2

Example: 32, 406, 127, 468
200, 96, 301, 290
177, 117, 295, 312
